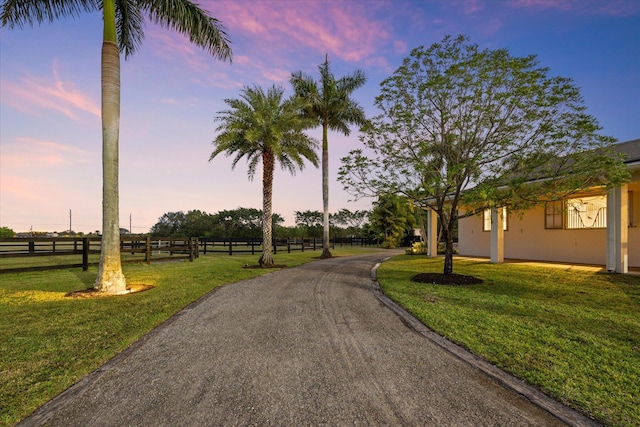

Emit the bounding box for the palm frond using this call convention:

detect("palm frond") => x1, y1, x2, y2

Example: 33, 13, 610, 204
211, 84, 318, 181
1, 0, 98, 28
115, 0, 143, 58
290, 54, 367, 137
138, 0, 231, 62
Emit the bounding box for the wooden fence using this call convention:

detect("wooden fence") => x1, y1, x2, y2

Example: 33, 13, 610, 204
0, 236, 378, 274
199, 237, 378, 255
0, 237, 198, 274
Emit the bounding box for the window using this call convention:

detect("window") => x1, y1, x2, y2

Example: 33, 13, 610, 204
545, 201, 564, 229
566, 195, 607, 229
483, 207, 507, 231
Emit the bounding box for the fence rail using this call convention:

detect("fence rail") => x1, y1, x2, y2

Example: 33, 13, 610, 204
0, 237, 198, 274
199, 237, 378, 255
0, 236, 378, 274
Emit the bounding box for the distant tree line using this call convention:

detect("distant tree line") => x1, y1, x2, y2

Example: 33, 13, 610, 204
149, 207, 373, 239
149, 208, 281, 239
148, 203, 421, 249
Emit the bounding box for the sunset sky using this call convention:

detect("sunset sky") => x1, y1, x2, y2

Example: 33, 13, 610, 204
1, 0, 639, 234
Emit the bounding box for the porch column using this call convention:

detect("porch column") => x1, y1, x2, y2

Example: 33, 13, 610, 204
490, 207, 504, 263
426, 209, 438, 257
606, 185, 628, 273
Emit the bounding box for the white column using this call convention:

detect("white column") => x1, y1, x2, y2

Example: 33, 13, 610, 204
427, 209, 438, 257
490, 207, 504, 263
606, 185, 628, 273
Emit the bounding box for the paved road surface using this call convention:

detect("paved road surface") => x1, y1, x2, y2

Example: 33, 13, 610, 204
21, 251, 582, 426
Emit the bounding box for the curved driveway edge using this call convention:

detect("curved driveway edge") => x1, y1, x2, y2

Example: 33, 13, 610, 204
19, 251, 595, 426
370, 259, 601, 427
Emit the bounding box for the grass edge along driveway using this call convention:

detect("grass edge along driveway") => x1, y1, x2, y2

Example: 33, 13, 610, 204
0, 248, 381, 427
376, 255, 640, 427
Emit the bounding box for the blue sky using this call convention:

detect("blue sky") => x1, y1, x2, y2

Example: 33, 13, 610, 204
1, 0, 639, 233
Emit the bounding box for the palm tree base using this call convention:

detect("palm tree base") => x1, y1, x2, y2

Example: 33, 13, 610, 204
94, 262, 128, 294
320, 248, 333, 259
258, 252, 275, 267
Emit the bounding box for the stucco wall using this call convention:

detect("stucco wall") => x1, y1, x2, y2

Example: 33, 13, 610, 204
458, 176, 640, 267
628, 173, 640, 266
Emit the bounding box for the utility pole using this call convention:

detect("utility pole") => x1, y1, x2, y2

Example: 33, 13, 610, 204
69, 209, 72, 233
130, 213, 132, 235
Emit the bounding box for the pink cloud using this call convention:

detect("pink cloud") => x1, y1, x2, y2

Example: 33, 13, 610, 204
147, 29, 211, 73
2, 137, 91, 167
393, 40, 408, 54
459, 0, 485, 14
235, 55, 251, 65
208, 0, 395, 63
0, 62, 100, 120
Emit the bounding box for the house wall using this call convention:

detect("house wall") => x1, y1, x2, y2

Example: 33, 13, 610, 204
628, 171, 640, 267
458, 171, 640, 267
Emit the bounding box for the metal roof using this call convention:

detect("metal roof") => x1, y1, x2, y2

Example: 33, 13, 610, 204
613, 138, 640, 164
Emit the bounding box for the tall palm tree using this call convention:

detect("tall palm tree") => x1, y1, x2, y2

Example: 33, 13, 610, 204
210, 85, 318, 267
290, 55, 366, 259
1, 0, 231, 294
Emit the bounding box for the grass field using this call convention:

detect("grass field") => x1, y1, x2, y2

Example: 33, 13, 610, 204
3, 250, 638, 426
376, 255, 640, 427
0, 248, 380, 427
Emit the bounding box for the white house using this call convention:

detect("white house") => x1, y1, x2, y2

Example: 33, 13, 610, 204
439, 139, 640, 272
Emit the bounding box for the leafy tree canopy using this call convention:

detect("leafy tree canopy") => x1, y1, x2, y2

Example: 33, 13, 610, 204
369, 193, 416, 248
331, 209, 369, 230
339, 35, 629, 274
0, 226, 15, 238
149, 208, 285, 238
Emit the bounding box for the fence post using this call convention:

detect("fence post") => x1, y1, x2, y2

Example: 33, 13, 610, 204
313, 238, 316, 251
229, 238, 233, 256
287, 238, 291, 253
189, 238, 194, 262
82, 237, 89, 271
301, 237, 305, 253
273, 237, 277, 254
251, 238, 255, 255
145, 236, 151, 264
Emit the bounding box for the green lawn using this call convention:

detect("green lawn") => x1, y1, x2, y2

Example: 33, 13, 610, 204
377, 255, 640, 427
0, 248, 378, 427
3, 250, 638, 427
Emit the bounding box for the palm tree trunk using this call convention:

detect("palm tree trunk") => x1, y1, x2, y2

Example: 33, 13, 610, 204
259, 151, 275, 266
94, 0, 127, 293
321, 122, 332, 259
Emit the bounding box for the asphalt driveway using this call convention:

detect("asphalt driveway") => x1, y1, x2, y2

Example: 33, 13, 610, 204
20, 251, 593, 426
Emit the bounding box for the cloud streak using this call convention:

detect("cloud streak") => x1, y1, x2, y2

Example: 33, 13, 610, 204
0, 61, 100, 120
209, 0, 395, 64
1, 137, 92, 167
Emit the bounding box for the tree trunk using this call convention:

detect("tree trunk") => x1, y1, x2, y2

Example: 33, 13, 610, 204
259, 151, 275, 267
443, 229, 454, 275
321, 122, 332, 259
94, 0, 127, 294
439, 209, 455, 275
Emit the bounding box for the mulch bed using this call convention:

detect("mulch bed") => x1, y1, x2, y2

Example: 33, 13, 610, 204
411, 273, 484, 286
